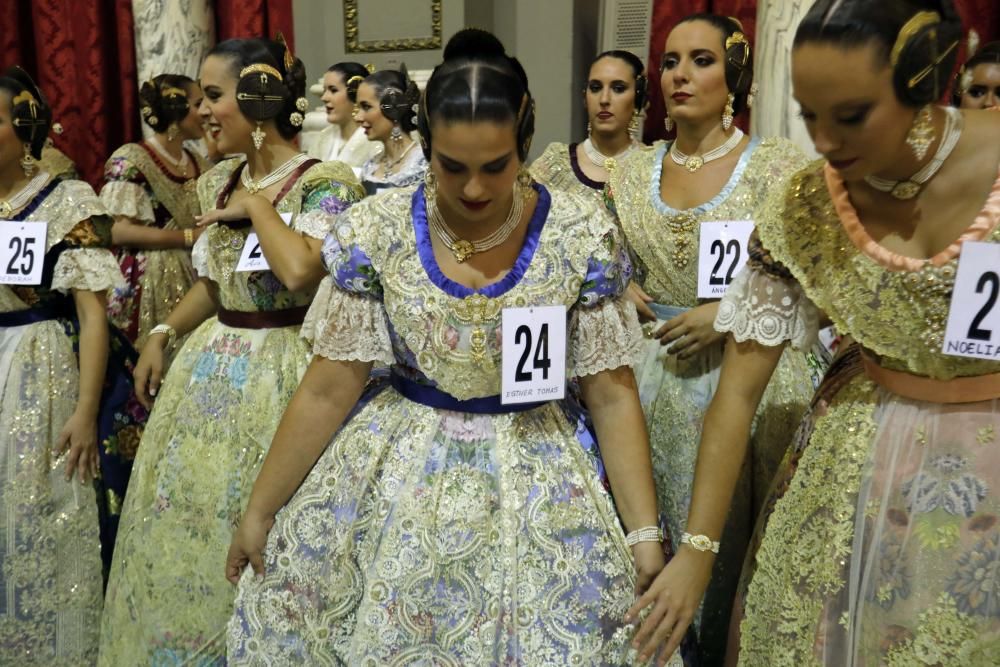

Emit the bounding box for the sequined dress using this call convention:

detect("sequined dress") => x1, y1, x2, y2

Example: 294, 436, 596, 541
98, 158, 365, 666
607, 138, 815, 664
0, 178, 131, 665
717, 161, 1000, 665
530, 141, 606, 204
227, 184, 652, 665
101, 141, 211, 349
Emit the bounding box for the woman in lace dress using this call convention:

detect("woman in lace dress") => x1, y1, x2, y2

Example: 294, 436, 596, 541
225, 29, 683, 666
531, 50, 646, 204
102, 74, 212, 349
354, 68, 427, 195
308, 62, 382, 177
0, 67, 139, 666
631, 1, 1000, 664
98, 38, 365, 665
605, 14, 815, 665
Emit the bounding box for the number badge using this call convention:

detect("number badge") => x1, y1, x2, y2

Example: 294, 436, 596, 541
235, 212, 294, 273
942, 240, 1000, 360
0, 220, 47, 285
501, 305, 567, 405
697, 220, 754, 298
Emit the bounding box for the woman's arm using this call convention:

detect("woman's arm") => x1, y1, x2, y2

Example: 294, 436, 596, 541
57, 289, 109, 483
134, 278, 218, 406
111, 216, 201, 250
627, 337, 784, 665
225, 356, 372, 583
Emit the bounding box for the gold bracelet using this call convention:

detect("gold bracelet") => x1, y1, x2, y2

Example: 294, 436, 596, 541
681, 532, 720, 553
183, 228, 194, 248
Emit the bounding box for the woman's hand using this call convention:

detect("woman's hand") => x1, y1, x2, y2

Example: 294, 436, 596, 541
134, 334, 167, 408
632, 540, 667, 596
625, 547, 714, 665
226, 508, 275, 585
56, 410, 99, 484
194, 195, 267, 228
626, 282, 656, 322
653, 302, 724, 359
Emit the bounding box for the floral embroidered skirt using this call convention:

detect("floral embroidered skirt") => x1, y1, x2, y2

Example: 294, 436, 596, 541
227, 386, 646, 665
99, 317, 311, 666
633, 304, 813, 666
736, 347, 1000, 665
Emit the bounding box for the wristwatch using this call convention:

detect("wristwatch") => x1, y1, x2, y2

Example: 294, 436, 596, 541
681, 532, 720, 553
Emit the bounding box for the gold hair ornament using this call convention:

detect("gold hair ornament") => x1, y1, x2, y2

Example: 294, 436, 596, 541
239, 64, 283, 81
275, 32, 295, 72
725, 32, 750, 67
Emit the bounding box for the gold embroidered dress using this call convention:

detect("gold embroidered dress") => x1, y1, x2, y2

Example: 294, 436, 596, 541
717, 161, 1000, 665
98, 158, 365, 666
0, 178, 125, 665
607, 137, 815, 664
530, 141, 606, 205
227, 184, 652, 665
101, 141, 211, 348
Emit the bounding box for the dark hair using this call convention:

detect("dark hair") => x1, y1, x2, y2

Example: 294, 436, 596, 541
0, 66, 52, 159
207, 37, 308, 139
418, 29, 534, 161
952, 41, 1000, 104
327, 61, 369, 103
139, 74, 196, 133
794, 0, 962, 107
362, 69, 420, 132
672, 14, 754, 114
592, 50, 648, 109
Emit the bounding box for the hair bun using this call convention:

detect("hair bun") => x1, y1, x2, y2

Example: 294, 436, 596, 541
443, 28, 506, 62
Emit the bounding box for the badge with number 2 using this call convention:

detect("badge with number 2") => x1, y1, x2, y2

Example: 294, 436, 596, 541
697, 220, 754, 298
942, 240, 1000, 360
0, 220, 47, 285
501, 305, 567, 405
235, 212, 294, 272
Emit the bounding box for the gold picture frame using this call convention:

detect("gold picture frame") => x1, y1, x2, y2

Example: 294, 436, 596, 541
343, 0, 443, 53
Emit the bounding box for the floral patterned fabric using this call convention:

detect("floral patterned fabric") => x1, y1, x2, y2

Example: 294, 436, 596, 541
227, 184, 657, 665
0, 178, 130, 666
718, 159, 1000, 665
530, 141, 606, 206
606, 137, 815, 665
98, 158, 365, 666
102, 142, 211, 348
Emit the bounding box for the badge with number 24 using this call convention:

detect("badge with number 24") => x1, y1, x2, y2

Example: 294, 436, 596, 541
501, 305, 567, 405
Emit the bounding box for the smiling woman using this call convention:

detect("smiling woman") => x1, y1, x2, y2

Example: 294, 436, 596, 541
307, 61, 382, 174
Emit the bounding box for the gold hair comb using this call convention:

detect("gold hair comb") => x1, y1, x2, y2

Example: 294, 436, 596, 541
239, 64, 283, 81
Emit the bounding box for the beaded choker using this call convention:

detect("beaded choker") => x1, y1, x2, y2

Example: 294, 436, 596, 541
669, 128, 744, 173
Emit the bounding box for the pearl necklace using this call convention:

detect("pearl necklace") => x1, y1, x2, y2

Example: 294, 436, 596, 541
0, 171, 50, 218
863, 107, 963, 200
148, 136, 190, 175
241, 153, 312, 195
581, 138, 638, 171
427, 187, 527, 263
669, 128, 744, 173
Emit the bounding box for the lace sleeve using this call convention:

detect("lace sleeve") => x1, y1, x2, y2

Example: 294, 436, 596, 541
100, 180, 155, 223
570, 297, 643, 377
301, 276, 394, 364
715, 263, 819, 350
50, 247, 126, 293
191, 228, 211, 278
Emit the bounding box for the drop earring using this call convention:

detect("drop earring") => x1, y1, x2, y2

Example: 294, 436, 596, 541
19, 144, 37, 177
390, 124, 403, 144
587, 121, 592, 137
722, 93, 735, 131
747, 84, 758, 110
424, 170, 437, 198
250, 122, 266, 151
628, 112, 640, 138
664, 112, 673, 133
906, 105, 935, 161
167, 123, 179, 142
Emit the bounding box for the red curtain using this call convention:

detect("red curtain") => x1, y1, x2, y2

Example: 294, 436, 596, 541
954, 0, 1000, 61
644, 0, 757, 143
215, 0, 295, 50
0, 0, 138, 187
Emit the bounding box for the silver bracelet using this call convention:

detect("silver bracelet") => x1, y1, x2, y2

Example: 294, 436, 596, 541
625, 526, 663, 546
681, 532, 720, 553
149, 323, 177, 349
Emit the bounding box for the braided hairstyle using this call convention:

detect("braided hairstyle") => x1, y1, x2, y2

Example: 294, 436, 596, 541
207, 37, 309, 139
795, 0, 962, 107
417, 29, 535, 161
364, 68, 420, 132
0, 66, 52, 160
139, 74, 195, 133
673, 14, 754, 114
593, 50, 648, 110
328, 62, 369, 104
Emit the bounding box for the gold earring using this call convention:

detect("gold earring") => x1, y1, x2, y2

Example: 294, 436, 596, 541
906, 105, 934, 161
722, 93, 735, 131
516, 165, 533, 200
747, 84, 758, 109
251, 122, 266, 151
166, 123, 179, 141
424, 170, 437, 197
20, 144, 37, 177
587, 121, 592, 136
628, 111, 640, 137
664, 112, 673, 133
